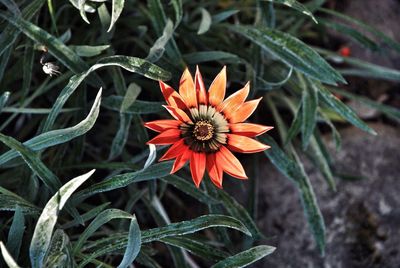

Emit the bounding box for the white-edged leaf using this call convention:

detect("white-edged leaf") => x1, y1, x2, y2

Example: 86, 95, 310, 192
144, 144, 157, 169
0, 89, 102, 166
0, 241, 21, 268
264, 0, 317, 23
198, 8, 212, 35
108, 0, 125, 32
29, 169, 96, 268
117, 215, 141, 268
211, 245, 276, 268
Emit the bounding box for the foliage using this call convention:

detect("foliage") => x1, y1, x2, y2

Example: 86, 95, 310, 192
0, 0, 399, 266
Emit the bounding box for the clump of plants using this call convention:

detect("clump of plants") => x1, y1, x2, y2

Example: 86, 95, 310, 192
1, 0, 399, 267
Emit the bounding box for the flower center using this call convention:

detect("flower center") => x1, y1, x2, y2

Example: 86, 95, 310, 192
193, 121, 214, 141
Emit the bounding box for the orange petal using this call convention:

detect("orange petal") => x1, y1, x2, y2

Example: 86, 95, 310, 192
190, 151, 206, 188
229, 123, 273, 137
159, 81, 187, 110
171, 147, 192, 173
144, 120, 181, 132
228, 98, 262, 123
208, 66, 226, 107
159, 139, 187, 161
195, 66, 207, 105
179, 68, 197, 108
206, 153, 223, 188
147, 129, 181, 145
216, 146, 247, 179
227, 134, 270, 153
218, 82, 250, 118
163, 105, 192, 124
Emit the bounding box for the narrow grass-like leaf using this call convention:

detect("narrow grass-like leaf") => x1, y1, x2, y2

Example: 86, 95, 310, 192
0, 91, 10, 113
6, 206, 25, 261
284, 102, 301, 145
108, 0, 125, 32
0, 89, 102, 166
0, 242, 21, 268
308, 136, 336, 191
103, 96, 164, 114
70, 45, 110, 57
198, 8, 212, 35
212, 10, 239, 24
0, 0, 45, 56
330, 87, 400, 121
0, 133, 62, 192
264, 0, 317, 23
73, 209, 133, 254
109, 114, 133, 160
78, 0, 90, 24
121, 83, 142, 112
0, 11, 89, 74
301, 79, 318, 149
143, 144, 157, 169
260, 135, 326, 253
318, 19, 379, 51
29, 169, 95, 268
229, 25, 345, 85
146, 19, 174, 62
319, 8, 400, 53
161, 175, 220, 205
142, 214, 252, 242
183, 51, 241, 64
317, 85, 377, 135
161, 236, 229, 262
0, 186, 40, 214
118, 216, 141, 268
211, 245, 276, 268
74, 161, 173, 201
61, 203, 110, 229
171, 0, 182, 26
217, 190, 263, 239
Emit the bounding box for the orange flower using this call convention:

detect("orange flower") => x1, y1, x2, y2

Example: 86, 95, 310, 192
145, 66, 273, 188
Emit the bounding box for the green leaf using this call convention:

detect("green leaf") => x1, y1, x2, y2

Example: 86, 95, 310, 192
317, 85, 377, 135
217, 190, 263, 239
261, 135, 326, 253
146, 19, 174, 62
0, 0, 45, 56
161, 236, 229, 262
142, 214, 252, 242
78, 0, 90, 24
284, 102, 301, 145
308, 135, 336, 191
118, 216, 141, 268
0, 10, 89, 75
161, 175, 220, 205
108, 0, 125, 32
69, 45, 110, 57
319, 8, 400, 53
0, 91, 10, 113
73, 209, 133, 255
171, 0, 182, 27
198, 8, 212, 35
6, 206, 25, 261
263, 0, 317, 23
301, 78, 318, 149
74, 161, 173, 201
229, 25, 345, 85
0, 242, 21, 268
61, 203, 110, 229
120, 83, 142, 112
330, 87, 400, 121
29, 169, 95, 268
318, 19, 379, 51
212, 10, 239, 24
0, 89, 102, 166
0, 186, 40, 214
183, 51, 241, 64
211, 245, 276, 268
0, 133, 62, 192
102, 96, 164, 114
